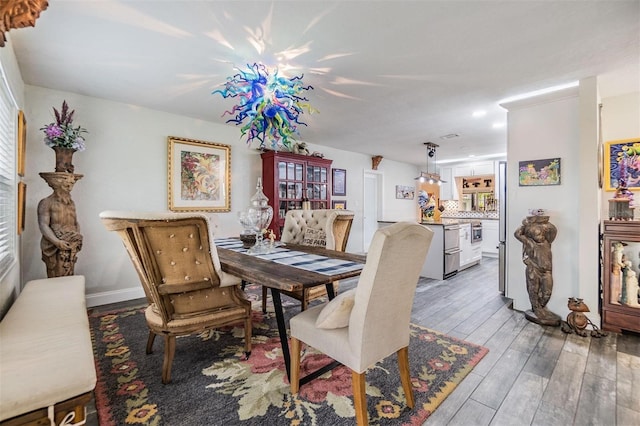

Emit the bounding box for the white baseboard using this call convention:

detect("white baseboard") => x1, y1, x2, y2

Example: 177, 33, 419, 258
86, 287, 145, 308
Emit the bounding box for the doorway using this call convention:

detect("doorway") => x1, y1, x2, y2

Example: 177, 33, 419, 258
363, 171, 382, 252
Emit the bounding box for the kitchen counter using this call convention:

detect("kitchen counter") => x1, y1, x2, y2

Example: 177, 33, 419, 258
378, 220, 449, 280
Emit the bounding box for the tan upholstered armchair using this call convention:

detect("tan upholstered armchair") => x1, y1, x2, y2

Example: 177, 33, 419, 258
262, 209, 355, 312
100, 211, 252, 384
289, 222, 434, 425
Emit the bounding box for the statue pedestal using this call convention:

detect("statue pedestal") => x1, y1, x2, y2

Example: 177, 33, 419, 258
525, 309, 561, 327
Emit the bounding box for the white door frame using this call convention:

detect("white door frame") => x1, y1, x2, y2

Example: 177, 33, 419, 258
362, 170, 383, 252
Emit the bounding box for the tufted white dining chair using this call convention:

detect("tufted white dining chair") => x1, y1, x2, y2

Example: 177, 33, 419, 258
100, 211, 252, 384
289, 222, 434, 425
261, 209, 355, 312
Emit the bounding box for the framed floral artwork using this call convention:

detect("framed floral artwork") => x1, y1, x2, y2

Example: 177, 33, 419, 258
604, 138, 640, 191
168, 136, 231, 212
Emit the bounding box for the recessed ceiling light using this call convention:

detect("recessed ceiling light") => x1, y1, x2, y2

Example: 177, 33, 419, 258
440, 133, 459, 140
472, 110, 486, 117
468, 154, 476, 158
492, 122, 505, 129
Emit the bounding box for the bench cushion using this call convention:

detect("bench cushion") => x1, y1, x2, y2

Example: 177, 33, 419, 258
0, 276, 97, 421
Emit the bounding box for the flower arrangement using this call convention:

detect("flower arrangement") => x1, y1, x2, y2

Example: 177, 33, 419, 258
40, 101, 88, 151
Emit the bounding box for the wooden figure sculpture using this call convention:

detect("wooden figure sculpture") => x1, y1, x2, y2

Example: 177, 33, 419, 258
514, 215, 561, 326
560, 298, 607, 337
38, 172, 83, 277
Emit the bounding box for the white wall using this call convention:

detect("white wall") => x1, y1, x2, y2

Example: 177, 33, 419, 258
0, 40, 25, 319
21, 86, 418, 306
502, 82, 601, 323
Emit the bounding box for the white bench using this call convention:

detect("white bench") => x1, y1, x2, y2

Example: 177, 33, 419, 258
0, 276, 96, 425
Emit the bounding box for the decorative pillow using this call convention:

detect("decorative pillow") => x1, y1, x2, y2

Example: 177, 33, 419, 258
315, 289, 356, 329
302, 227, 326, 247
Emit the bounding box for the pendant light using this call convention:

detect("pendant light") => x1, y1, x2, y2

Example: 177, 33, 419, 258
415, 142, 446, 185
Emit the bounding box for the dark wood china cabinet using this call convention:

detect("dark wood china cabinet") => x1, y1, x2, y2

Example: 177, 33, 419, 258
601, 220, 640, 333
261, 151, 332, 238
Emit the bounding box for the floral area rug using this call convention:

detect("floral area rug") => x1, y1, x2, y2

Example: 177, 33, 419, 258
90, 286, 488, 425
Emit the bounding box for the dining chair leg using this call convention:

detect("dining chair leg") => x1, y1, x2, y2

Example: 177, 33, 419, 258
289, 337, 301, 393
146, 330, 156, 354
352, 370, 368, 426
244, 316, 252, 356
397, 346, 415, 409
162, 335, 176, 384
262, 286, 268, 313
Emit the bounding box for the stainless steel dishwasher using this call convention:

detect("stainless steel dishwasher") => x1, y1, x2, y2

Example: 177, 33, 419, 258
443, 224, 461, 278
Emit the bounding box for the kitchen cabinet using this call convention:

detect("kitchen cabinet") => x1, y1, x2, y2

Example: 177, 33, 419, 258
261, 151, 332, 238
418, 224, 444, 280
481, 220, 499, 256
453, 161, 494, 177
459, 223, 481, 270
601, 220, 640, 334
439, 167, 454, 200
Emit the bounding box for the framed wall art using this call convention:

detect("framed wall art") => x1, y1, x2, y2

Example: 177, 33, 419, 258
17, 110, 26, 176
395, 185, 414, 199
168, 136, 231, 212
604, 138, 640, 191
332, 168, 346, 196
518, 158, 561, 186
332, 200, 347, 210
17, 182, 26, 234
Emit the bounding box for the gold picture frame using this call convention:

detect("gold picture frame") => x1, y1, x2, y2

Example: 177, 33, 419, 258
17, 110, 26, 176
17, 182, 26, 234
167, 136, 231, 212
604, 138, 640, 191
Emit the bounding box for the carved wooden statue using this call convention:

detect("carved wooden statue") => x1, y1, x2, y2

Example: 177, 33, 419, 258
0, 0, 49, 47
38, 172, 83, 277
514, 215, 561, 326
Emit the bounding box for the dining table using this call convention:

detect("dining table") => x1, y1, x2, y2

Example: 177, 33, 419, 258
215, 238, 366, 385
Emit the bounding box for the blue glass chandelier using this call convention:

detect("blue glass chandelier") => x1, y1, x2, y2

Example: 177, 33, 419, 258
213, 63, 316, 150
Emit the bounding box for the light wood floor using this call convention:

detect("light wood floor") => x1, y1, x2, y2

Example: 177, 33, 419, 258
86, 256, 639, 426
411, 257, 640, 426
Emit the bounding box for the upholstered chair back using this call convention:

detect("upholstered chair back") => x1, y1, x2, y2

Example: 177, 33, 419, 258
280, 209, 354, 251
100, 210, 252, 384
100, 211, 242, 325
348, 222, 433, 372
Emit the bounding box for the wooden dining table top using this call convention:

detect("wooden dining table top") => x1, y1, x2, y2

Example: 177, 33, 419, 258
216, 242, 366, 292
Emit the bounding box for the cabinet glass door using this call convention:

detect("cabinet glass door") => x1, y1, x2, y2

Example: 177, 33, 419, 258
607, 239, 640, 309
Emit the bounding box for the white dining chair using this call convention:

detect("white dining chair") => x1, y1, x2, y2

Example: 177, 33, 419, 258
288, 221, 434, 425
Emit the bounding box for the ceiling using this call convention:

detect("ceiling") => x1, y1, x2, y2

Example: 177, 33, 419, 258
8, 0, 640, 166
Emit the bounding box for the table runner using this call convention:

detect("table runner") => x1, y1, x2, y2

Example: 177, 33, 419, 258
215, 238, 363, 276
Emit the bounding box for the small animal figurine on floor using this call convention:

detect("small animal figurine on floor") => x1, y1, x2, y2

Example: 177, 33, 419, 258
560, 297, 607, 337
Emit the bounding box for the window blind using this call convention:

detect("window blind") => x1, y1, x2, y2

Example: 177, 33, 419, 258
0, 75, 16, 278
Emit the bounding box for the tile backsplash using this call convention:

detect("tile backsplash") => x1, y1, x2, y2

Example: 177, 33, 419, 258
441, 200, 499, 219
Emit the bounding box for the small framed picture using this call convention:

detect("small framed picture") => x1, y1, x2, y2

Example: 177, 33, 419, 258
332, 168, 346, 196
518, 158, 561, 186
332, 200, 346, 209
395, 185, 414, 199
168, 136, 231, 212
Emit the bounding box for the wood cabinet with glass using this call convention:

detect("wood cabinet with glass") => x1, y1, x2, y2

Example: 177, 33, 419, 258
261, 151, 332, 238
601, 220, 640, 333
